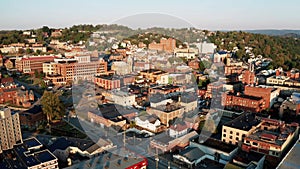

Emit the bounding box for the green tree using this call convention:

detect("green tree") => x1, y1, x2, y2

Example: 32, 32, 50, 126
40, 91, 65, 124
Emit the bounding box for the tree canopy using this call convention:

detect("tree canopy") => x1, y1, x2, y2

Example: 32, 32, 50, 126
40, 91, 65, 124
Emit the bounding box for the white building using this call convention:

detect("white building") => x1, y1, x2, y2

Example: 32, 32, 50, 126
135, 114, 161, 133
169, 122, 188, 138
102, 90, 136, 107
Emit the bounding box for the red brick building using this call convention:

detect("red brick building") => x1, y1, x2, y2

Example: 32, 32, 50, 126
225, 66, 243, 76
222, 92, 265, 113
242, 70, 256, 85
0, 78, 34, 107
94, 75, 121, 90
244, 86, 279, 109
148, 38, 176, 53
16, 55, 57, 74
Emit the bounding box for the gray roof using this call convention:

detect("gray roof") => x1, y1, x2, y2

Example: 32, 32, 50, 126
178, 147, 205, 162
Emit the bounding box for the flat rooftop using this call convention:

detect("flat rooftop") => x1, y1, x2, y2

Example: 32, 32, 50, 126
224, 112, 260, 131
151, 85, 181, 91
226, 93, 263, 101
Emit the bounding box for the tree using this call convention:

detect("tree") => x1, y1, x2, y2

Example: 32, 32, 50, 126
40, 91, 65, 124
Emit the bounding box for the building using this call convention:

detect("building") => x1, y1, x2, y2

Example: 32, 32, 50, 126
135, 114, 162, 133
196, 42, 216, 55
150, 131, 198, 153
173, 147, 206, 168
147, 101, 184, 127
222, 92, 265, 113
139, 69, 168, 84
213, 51, 228, 63
102, 90, 137, 107
16, 55, 58, 74
205, 81, 224, 98
64, 148, 148, 169
174, 48, 198, 60
0, 78, 34, 107
0, 137, 58, 169
0, 108, 22, 153
149, 85, 183, 95
244, 86, 280, 109
111, 61, 132, 75
46, 57, 107, 85
94, 75, 120, 90
169, 121, 188, 138
88, 104, 136, 129
222, 113, 260, 145
227, 150, 265, 169
49, 137, 114, 162
266, 75, 289, 85
242, 118, 299, 158
190, 137, 238, 165
242, 70, 256, 85
280, 92, 300, 116
148, 37, 176, 53
19, 105, 46, 130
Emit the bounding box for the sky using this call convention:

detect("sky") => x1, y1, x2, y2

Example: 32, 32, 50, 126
0, 0, 299, 30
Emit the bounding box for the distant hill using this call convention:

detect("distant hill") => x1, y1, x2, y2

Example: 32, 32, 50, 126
244, 29, 300, 36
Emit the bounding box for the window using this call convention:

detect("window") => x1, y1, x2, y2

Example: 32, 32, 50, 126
223, 134, 226, 137
229, 136, 233, 139
236, 132, 239, 136
223, 129, 226, 132
230, 131, 233, 134
253, 142, 258, 146
236, 137, 239, 141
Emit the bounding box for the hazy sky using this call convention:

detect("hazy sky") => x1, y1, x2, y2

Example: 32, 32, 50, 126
0, 0, 299, 30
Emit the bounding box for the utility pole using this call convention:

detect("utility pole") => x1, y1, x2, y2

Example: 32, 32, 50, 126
155, 148, 159, 169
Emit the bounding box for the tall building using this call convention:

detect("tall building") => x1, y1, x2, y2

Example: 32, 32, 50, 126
0, 108, 22, 153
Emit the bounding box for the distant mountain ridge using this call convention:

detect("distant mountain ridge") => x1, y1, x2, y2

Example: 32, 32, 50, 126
244, 29, 300, 37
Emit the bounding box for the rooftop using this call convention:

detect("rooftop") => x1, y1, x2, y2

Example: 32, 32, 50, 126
65, 148, 147, 169
226, 92, 263, 101
176, 147, 205, 162
224, 112, 260, 131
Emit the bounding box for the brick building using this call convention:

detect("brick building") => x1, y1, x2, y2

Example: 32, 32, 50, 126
0, 78, 34, 107
222, 92, 265, 113
244, 86, 280, 109
45, 58, 107, 85
148, 37, 176, 53
242, 70, 256, 85
94, 75, 121, 90
16, 55, 57, 74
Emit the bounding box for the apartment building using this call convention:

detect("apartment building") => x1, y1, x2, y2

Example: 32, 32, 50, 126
0, 108, 22, 153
